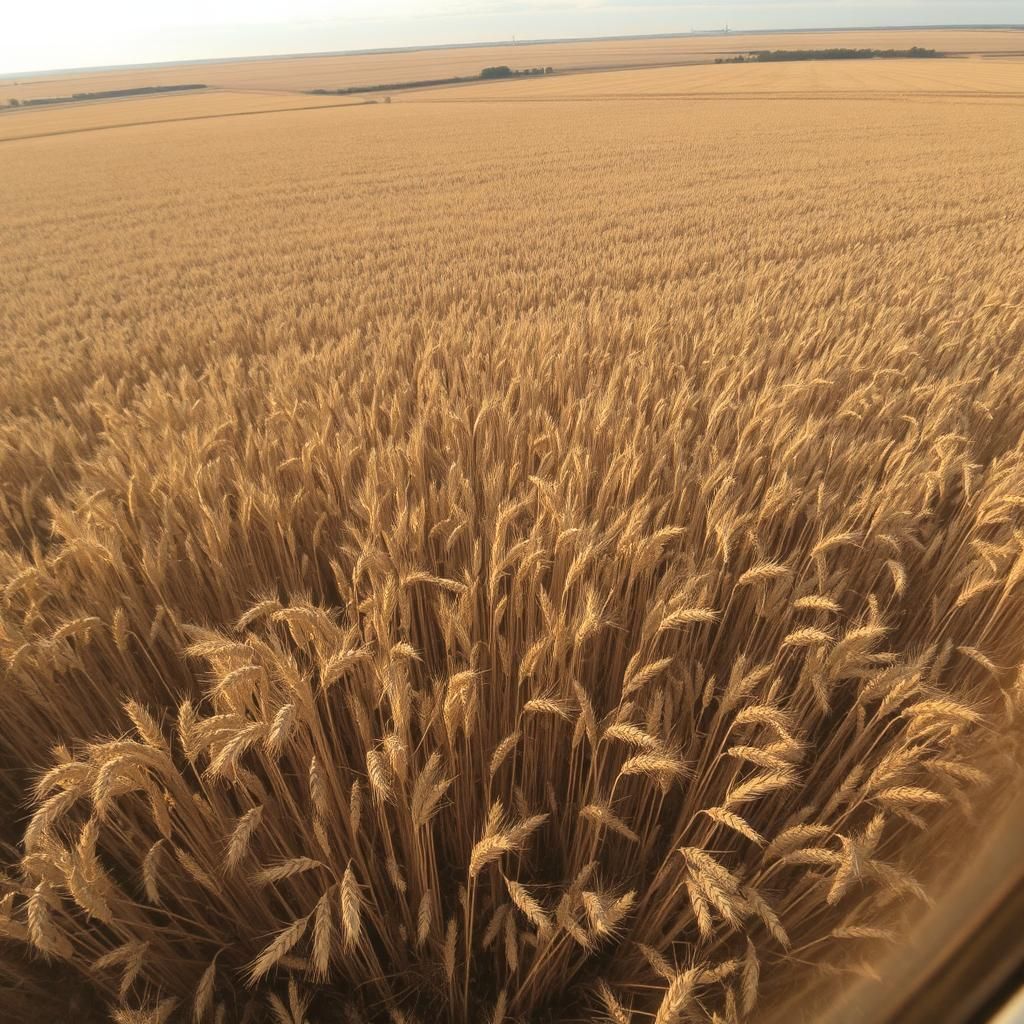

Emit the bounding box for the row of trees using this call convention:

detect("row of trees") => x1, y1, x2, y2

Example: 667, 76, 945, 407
6, 84, 206, 108
310, 66, 557, 97
481, 65, 555, 78
715, 47, 942, 64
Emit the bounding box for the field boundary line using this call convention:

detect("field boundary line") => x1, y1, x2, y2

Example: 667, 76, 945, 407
0, 98, 369, 144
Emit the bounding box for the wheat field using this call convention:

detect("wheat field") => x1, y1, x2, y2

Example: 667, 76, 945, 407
2, 57, 1024, 1023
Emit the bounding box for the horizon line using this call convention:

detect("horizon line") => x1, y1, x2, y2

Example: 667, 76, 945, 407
3, 22, 1022, 82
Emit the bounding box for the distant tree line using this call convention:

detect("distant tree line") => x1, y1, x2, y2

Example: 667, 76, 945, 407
715, 47, 943, 64
480, 66, 554, 79
6, 84, 207, 108
309, 66, 555, 96
310, 76, 476, 96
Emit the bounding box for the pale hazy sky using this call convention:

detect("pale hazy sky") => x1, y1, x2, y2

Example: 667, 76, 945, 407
3, 1, 1020, 76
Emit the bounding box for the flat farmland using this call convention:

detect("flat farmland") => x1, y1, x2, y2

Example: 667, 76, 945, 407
1, 27, 1022, 100
1, 55, 1023, 1024
0, 89, 367, 142
5, 57, 1022, 145
404, 54, 1024, 100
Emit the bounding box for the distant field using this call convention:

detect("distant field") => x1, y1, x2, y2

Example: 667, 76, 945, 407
2, 27, 1022, 100
404, 55, 1024, 101
4, 57, 1022, 144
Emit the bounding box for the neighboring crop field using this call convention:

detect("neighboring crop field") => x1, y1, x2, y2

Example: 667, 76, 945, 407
0, 90, 365, 144
403, 54, 1024, 101
1, 58, 1023, 1023
1, 26, 1022, 100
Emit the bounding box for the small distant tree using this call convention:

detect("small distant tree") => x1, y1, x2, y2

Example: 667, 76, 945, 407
8, 98, 20, 107
545, 66, 553, 74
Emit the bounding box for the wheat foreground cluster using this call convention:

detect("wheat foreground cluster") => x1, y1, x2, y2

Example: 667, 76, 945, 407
2, 82, 1024, 1023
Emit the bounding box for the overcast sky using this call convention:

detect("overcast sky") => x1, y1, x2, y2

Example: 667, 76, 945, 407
3, 1, 1021, 76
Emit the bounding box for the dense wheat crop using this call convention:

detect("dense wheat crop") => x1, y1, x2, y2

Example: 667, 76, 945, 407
1, 59, 1024, 1023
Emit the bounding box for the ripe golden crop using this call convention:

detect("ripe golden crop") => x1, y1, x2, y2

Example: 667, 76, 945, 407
1, 58, 1023, 1023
